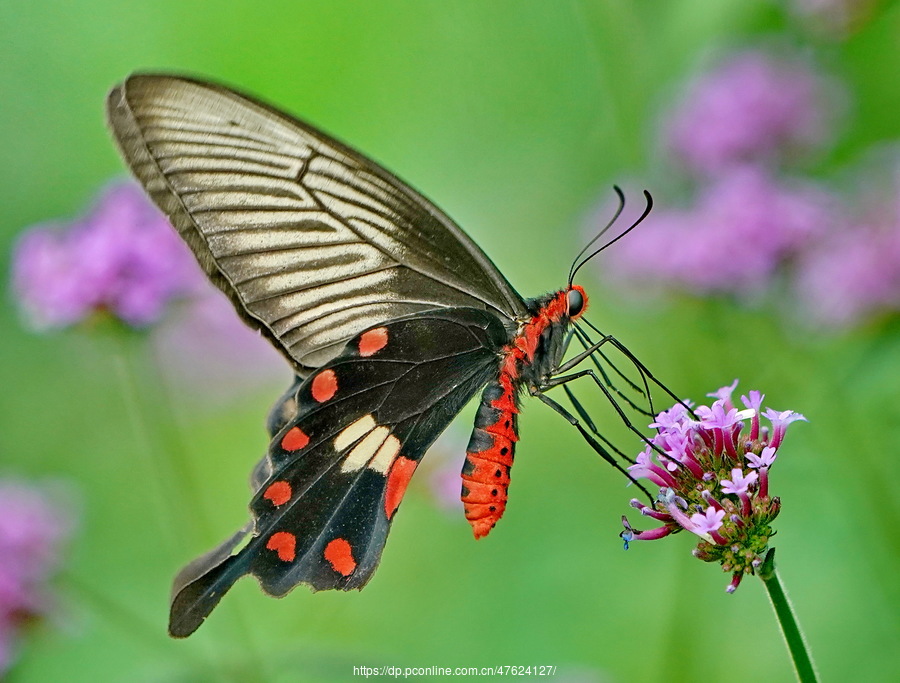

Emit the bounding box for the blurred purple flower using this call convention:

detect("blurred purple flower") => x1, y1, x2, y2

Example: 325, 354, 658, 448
664, 50, 840, 176
12, 182, 204, 330
152, 288, 289, 405
601, 167, 839, 296
417, 425, 469, 514
429, 463, 465, 513
790, 156, 900, 327
793, 189, 900, 327
11, 180, 289, 401
0, 480, 74, 675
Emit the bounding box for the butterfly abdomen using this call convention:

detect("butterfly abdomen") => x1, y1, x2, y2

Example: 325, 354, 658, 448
459, 287, 585, 538
461, 374, 520, 538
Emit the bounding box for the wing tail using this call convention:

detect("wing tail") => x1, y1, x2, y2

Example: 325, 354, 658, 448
168, 525, 252, 638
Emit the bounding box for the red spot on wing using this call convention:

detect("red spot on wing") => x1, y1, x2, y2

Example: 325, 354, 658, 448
384, 456, 418, 519
311, 370, 338, 402
324, 538, 356, 576
281, 426, 310, 451
263, 481, 292, 506
359, 327, 389, 357
266, 531, 296, 562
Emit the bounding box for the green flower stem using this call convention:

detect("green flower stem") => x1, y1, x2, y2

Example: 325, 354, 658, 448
109, 323, 267, 676
111, 333, 181, 550
108, 322, 216, 545
759, 549, 819, 683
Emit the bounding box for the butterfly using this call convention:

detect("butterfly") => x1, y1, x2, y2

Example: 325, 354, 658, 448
106, 74, 657, 638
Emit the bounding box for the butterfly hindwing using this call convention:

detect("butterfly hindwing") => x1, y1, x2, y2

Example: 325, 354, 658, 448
168, 307, 509, 637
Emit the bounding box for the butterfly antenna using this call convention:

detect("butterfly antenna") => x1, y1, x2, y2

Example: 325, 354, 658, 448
568, 189, 653, 287
567, 185, 626, 286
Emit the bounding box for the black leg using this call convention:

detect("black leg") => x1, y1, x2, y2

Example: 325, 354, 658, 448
554, 334, 615, 374
571, 326, 654, 418
541, 368, 670, 458
579, 316, 690, 416
562, 383, 599, 435
561, 384, 633, 463
532, 388, 654, 503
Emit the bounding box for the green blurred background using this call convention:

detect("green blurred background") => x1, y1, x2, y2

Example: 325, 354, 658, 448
2, 1, 899, 681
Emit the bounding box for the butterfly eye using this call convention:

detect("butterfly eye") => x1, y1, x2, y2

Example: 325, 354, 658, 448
566, 288, 584, 318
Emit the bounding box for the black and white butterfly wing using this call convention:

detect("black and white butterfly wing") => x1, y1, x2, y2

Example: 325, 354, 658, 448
106, 74, 527, 374
168, 308, 508, 637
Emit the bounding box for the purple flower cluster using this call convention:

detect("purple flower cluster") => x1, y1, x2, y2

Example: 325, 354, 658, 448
12, 182, 204, 329
11, 180, 289, 401
664, 51, 836, 176
593, 47, 900, 329
621, 381, 805, 593
0, 480, 73, 674
793, 169, 900, 327
605, 167, 837, 296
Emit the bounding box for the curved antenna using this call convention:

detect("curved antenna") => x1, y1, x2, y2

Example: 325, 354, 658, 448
568, 189, 653, 287
568, 186, 626, 286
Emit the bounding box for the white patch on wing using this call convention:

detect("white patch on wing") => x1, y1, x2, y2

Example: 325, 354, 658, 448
341, 426, 391, 473
334, 415, 376, 451
368, 434, 401, 474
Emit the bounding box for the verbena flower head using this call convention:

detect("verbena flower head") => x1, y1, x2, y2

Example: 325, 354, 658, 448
621, 382, 805, 593
0, 480, 74, 674
664, 50, 839, 176
11, 182, 204, 330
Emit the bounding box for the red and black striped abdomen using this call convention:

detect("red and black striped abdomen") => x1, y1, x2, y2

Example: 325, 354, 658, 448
461, 374, 520, 538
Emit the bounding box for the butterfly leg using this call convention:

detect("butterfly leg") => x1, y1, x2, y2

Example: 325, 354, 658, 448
540, 368, 655, 449
571, 328, 658, 418
554, 334, 615, 374
529, 387, 653, 501
575, 319, 688, 414
544, 332, 653, 457
555, 325, 660, 422
558, 383, 641, 468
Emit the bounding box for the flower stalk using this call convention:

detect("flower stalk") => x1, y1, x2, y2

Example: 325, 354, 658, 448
759, 550, 819, 683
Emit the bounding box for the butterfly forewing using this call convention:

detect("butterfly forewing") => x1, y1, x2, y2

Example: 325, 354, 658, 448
168, 308, 508, 637
106, 75, 526, 375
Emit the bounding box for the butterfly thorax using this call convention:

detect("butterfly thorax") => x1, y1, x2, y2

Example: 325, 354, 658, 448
515, 285, 587, 385
461, 286, 587, 537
